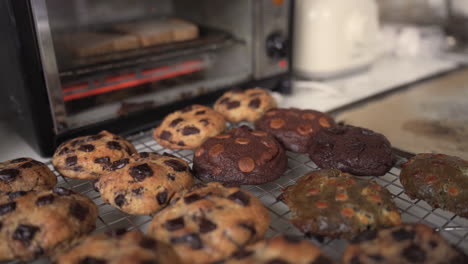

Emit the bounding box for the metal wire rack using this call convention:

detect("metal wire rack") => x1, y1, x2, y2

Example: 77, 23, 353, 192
11, 128, 468, 264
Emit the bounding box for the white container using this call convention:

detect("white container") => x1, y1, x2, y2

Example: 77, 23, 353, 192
293, 0, 379, 79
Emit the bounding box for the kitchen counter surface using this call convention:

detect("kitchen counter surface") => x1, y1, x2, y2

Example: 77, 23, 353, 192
0, 55, 460, 161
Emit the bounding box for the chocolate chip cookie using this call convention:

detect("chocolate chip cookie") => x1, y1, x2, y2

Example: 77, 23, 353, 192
214, 88, 277, 123
222, 235, 336, 264
147, 182, 270, 264
255, 108, 336, 153
54, 230, 182, 264
308, 125, 395, 176
52, 130, 137, 180
342, 223, 468, 264
0, 188, 98, 261
281, 169, 401, 239
96, 152, 194, 215
0, 158, 57, 193
193, 125, 288, 185
153, 104, 227, 150
400, 153, 468, 218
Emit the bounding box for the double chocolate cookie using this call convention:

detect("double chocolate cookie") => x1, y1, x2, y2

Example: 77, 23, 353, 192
308, 125, 395, 176
96, 152, 194, 215
52, 130, 137, 179
147, 182, 270, 264
281, 169, 401, 239
214, 88, 277, 123
0, 188, 98, 261
0, 158, 56, 193
255, 108, 336, 153
153, 104, 227, 150
400, 153, 468, 218
193, 126, 288, 185
342, 223, 468, 264
54, 230, 182, 264
223, 235, 335, 264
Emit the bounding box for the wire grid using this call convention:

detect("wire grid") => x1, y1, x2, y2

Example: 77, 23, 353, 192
11, 128, 468, 264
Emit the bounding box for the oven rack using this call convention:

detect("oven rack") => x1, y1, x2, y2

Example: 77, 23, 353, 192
11, 128, 468, 264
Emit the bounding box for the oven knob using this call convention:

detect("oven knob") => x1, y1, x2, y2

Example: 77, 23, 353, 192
266, 33, 288, 59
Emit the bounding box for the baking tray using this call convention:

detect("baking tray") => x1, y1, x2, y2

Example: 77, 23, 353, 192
8, 128, 468, 263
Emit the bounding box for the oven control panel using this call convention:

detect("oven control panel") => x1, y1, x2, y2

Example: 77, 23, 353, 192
254, 0, 291, 79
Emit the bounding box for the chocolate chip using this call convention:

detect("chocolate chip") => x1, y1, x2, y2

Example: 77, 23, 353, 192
310, 255, 334, 264
165, 217, 185, 231
199, 119, 210, 126
195, 110, 206, 115
228, 191, 250, 206
58, 147, 74, 155
170, 118, 184, 127
350, 256, 361, 264
283, 235, 301, 244
184, 194, 203, 204
156, 190, 168, 205
164, 159, 187, 172
163, 152, 177, 158
248, 98, 261, 109
70, 201, 89, 221
73, 166, 83, 172
10, 158, 28, 163
226, 101, 241, 109
132, 187, 143, 195
177, 141, 186, 146
139, 152, 150, 158
12, 224, 40, 246
219, 97, 230, 104
106, 141, 122, 150
65, 156, 78, 167
78, 144, 95, 152
79, 257, 107, 264
350, 230, 377, 244
181, 105, 194, 113
238, 223, 256, 237
94, 156, 110, 164
170, 233, 203, 249
391, 228, 416, 241
86, 135, 104, 142
115, 194, 126, 207
8, 191, 28, 200
368, 254, 385, 262
232, 250, 254, 259
167, 173, 175, 181
105, 228, 127, 237
139, 237, 158, 249
0, 222, 2, 231
0, 169, 19, 183
182, 126, 200, 135
199, 218, 217, 233
429, 240, 438, 248
266, 259, 289, 264
19, 161, 35, 168
160, 131, 172, 140
107, 158, 130, 171
402, 244, 426, 262
36, 194, 55, 206
71, 139, 85, 147
54, 187, 73, 196
129, 163, 154, 182
0, 202, 16, 215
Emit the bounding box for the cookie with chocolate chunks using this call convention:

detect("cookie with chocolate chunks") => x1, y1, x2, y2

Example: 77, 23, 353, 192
53, 230, 182, 264
342, 223, 468, 264
96, 152, 193, 215
153, 104, 227, 150
147, 182, 270, 264
308, 125, 395, 176
400, 153, 468, 218
52, 130, 137, 180
214, 88, 277, 123
193, 125, 287, 185
0, 188, 97, 261
0, 157, 56, 193
255, 108, 336, 153
281, 169, 401, 239
222, 235, 336, 264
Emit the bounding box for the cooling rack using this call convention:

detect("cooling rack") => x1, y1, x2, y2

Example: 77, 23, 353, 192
10, 128, 468, 263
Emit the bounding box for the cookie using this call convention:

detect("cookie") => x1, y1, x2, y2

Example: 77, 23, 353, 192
147, 182, 270, 264
193, 125, 288, 185
54, 230, 182, 264
0, 158, 57, 193
96, 152, 194, 215
308, 125, 395, 176
281, 169, 401, 239
254, 108, 336, 153
153, 104, 227, 150
400, 153, 468, 218
342, 223, 468, 264
0, 188, 98, 261
222, 235, 336, 264
213, 88, 277, 123
52, 130, 137, 180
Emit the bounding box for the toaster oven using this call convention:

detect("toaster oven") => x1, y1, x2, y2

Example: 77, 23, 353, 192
1, 0, 292, 156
